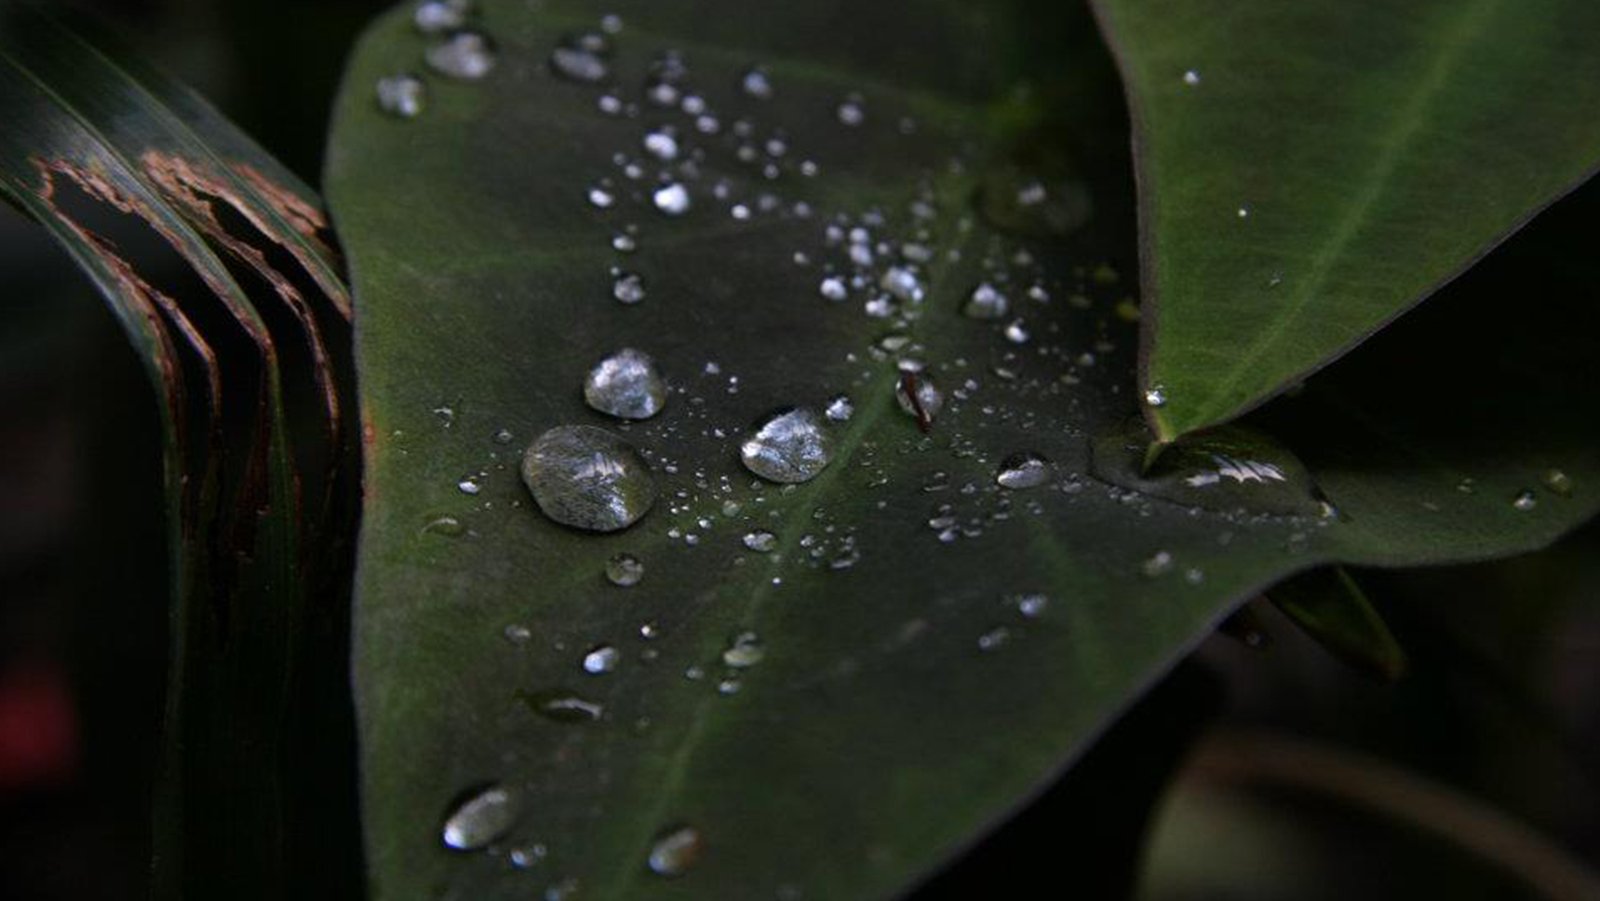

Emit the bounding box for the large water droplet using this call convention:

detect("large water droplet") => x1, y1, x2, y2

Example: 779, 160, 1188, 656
1092, 421, 1323, 516
426, 30, 497, 80
647, 825, 704, 876
721, 631, 764, 668
739, 408, 835, 483
376, 74, 427, 118
521, 425, 657, 531
519, 690, 604, 722
582, 644, 621, 674
442, 784, 518, 851
996, 452, 1051, 489
605, 552, 645, 587
584, 348, 666, 419
652, 182, 691, 216
963, 282, 1009, 320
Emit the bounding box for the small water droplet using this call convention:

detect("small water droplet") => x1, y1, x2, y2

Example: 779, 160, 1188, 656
647, 825, 704, 876
895, 374, 944, 426
582, 644, 621, 674
376, 74, 427, 118
457, 475, 481, 495
508, 842, 548, 868
612, 271, 646, 304
584, 348, 666, 419
652, 182, 691, 216
611, 232, 637, 253
996, 452, 1051, 489
521, 425, 657, 532
818, 275, 848, 301
740, 408, 835, 483
1015, 594, 1048, 619
588, 183, 617, 209
504, 623, 532, 643
836, 94, 865, 126
963, 282, 1009, 320
493, 427, 515, 444
1511, 490, 1537, 512
442, 784, 518, 851
642, 126, 680, 161
414, 0, 470, 34
423, 514, 465, 537
519, 690, 605, 722
1003, 320, 1030, 344
605, 552, 645, 587
741, 66, 773, 99
1542, 469, 1573, 497
879, 266, 925, 303
1182, 69, 1201, 86
1141, 550, 1174, 577
721, 631, 764, 668
977, 626, 1010, 652
717, 677, 742, 695
1144, 385, 1167, 408
549, 44, 610, 83
426, 30, 497, 80
825, 393, 854, 422
742, 529, 778, 553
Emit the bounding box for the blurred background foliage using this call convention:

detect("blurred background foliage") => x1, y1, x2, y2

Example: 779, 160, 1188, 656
0, 1, 1594, 898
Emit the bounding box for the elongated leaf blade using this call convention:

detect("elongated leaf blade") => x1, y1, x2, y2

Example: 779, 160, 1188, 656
327, 1, 1600, 898
1091, 0, 1600, 440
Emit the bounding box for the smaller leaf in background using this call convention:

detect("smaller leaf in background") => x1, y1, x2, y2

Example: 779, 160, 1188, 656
1269, 567, 1405, 681
1091, 0, 1600, 440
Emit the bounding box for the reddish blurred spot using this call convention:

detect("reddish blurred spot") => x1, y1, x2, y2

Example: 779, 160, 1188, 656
0, 659, 79, 792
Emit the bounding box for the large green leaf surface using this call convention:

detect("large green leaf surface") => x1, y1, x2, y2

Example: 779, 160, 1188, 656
326, 1, 1600, 897
1091, 0, 1600, 440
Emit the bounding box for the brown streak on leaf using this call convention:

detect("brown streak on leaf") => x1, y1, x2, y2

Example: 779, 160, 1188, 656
231, 161, 352, 320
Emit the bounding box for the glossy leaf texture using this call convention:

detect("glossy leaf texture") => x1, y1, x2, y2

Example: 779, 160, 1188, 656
326, 1, 1600, 898
1091, 0, 1600, 440
0, 3, 361, 896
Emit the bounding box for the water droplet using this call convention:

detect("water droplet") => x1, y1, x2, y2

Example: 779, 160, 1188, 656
521, 425, 657, 532
376, 74, 427, 118
611, 231, 637, 253
423, 514, 465, 537
426, 30, 497, 80
1015, 594, 1049, 619
509, 842, 548, 868
1183, 69, 1201, 86
825, 393, 854, 422
818, 276, 848, 301
742, 529, 778, 552
895, 374, 944, 426
442, 784, 518, 851
740, 408, 835, 483
588, 183, 616, 209
519, 690, 605, 722
414, 0, 470, 34
504, 623, 532, 644
652, 182, 691, 216
1512, 490, 1537, 512
584, 348, 666, 419
741, 66, 773, 99
978, 167, 1090, 237
493, 427, 515, 444
647, 825, 704, 876
717, 677, 742, 695
1141, 550, 1174, 578
605, 552, 645, 587
582, 644, 621, 674
879, 266, 925, 303
457, 475, 481, 495
612, 271, 646, 304
1543, 469, 1573, 497
721, 631, 764, 668
977, 626, 1010, 652
642, 126, 680, 161
836, 94, 865, 126
963, 282, 1009, 320
996, 452, 1051, 489
1144, 385, 1167, 407
549, 44, 610, 83
1003, 320, 1030, 344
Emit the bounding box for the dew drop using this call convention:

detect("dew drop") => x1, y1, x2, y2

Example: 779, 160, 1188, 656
1512, 490, 1537, 512
652, 182, 691, 216
741, 66, 773, 99
509, 843, 548, 868
895, 374, 944, 426
611, 231, 637, 253
1543, 469, 1573, 497
721, 631, 764, 668
825, 393, 854, 422
742, 529, 778, 553
647, 825, 704, 876
588, 183, 616, 209
521, 425, 657, 532
740, 408, 835, 483
584, 348, 666, 419
423, 514, 465, 537
376, 74, 427, 118
996, 452, 1051, 489
426, 30, 497, 80
549, 45, 610, 83
977, 626, 1010, 652
1183, 69, 1201, 86
605, 552, 645, 587
1003, 320, 1030, 344
836, 94, 865, 126
879, 266, 925, 303
1144, 385, 1168, 408
582, 644, 621, 674
1141, 550, 1174, 578
442, 784, 518, 851
642, 126, 680, 161
457, 475, 481, 495
503, 623, 532, 644
818, 275, 848, 301
520, 690, 605, 722
1015, 594, 1049, 619
612, 271, 646, 304
414, 0, 470, 34
963, 282, 1009, 320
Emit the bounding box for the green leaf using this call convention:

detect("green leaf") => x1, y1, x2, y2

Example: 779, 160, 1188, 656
0, 3, 360, 895
326, 1, 1600, 897
1269, 567, 1405, 680
1090, 0, 1600, 440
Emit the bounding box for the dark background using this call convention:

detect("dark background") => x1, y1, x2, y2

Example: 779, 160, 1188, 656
1, 1, 1596, 898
